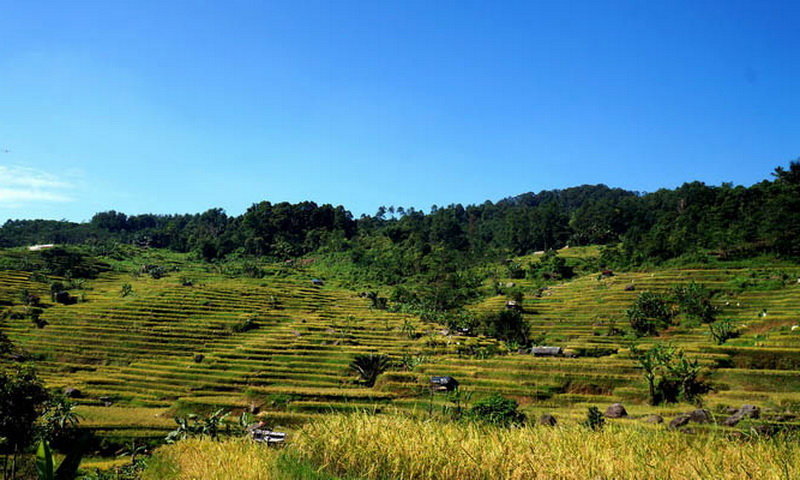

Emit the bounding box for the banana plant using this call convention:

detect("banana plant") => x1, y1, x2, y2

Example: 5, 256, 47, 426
35, 438, 85, 480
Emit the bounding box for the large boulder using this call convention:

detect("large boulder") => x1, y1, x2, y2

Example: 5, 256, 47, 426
538, 414, 558, 426
604, 403, 628, 418
723, 404, 760, 427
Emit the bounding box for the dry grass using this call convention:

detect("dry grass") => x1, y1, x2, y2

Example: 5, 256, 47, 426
142, 437, 279, 480
143, 414, 800, 480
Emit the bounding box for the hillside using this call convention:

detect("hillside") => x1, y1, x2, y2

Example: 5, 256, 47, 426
2, 246, 800, 460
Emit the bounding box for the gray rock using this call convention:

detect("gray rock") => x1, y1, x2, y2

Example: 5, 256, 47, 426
538, 414, 558, 426
669, 414, 691, 430
643, 414, 663, 424
723, 404, 760, 427
688, 409, 713, 424
604, 403, 628, 418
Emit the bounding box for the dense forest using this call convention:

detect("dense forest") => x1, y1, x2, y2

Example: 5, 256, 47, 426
2, 161, 798, 280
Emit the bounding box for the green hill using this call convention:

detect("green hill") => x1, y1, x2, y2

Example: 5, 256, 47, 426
2, 246, 800, 449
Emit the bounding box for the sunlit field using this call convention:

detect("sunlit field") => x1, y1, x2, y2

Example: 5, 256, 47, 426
145, 414, 800, 480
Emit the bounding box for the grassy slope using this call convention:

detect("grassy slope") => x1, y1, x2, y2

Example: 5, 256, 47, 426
2, 246, 800, 450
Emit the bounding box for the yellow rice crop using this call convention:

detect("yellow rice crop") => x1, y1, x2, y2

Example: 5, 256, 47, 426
144, 413, 800, 480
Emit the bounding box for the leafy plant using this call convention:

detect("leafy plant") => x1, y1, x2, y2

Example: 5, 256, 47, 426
229, 318, 259, 333
349, 354, 392, 387
474, 308, 530, 346
35, 438, 85, 480
467, 393, 526, 427
672, 281, 718, 324
627, 292, 674, 336
165, 409, 231, 443
582, 406, 605, 431
631, 344, 710, 405
709, 318, 739, 345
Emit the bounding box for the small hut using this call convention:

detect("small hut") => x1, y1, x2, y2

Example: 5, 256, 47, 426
505, 300, 522, 311
311, 278, 325, 286
531, 346, 563, 357
430, 376, 459, 392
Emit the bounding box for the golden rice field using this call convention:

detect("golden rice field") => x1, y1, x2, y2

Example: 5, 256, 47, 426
144, 414, 800, 480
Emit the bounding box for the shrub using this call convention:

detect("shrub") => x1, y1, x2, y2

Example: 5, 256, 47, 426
709, 319, 739, 345
474, 309, 529, 346
140, 264, 167, 279
467, 393, 525, 427
229, 318, 259, 333
120, 283, 133, 298
627, 292, 674, 336
582, 406, 605, 431
632, 344, 710, 405
672, 281, 718, 324
349, 354, 392, 388
529, 250, 574, 280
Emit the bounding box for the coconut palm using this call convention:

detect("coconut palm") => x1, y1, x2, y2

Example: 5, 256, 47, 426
349, 354, 392, 387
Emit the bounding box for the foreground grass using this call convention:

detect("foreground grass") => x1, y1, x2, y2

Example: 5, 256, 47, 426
142, 437, 349, 480
144, 414, 800, 480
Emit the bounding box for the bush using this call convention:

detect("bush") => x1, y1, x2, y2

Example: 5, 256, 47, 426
632, 344, 710, 405
582, 406, 605, 431
474, 309, 529, 346
709, 319, 739, 345
672, 281, 718, 324
229, 318, 259, 333
467, 393, 526, 427
140, 264, 167, 279
349, 354, 392, 388
627, 292, 674, 336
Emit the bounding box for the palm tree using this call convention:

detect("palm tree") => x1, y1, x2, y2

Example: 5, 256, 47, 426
349, 354, 392, 387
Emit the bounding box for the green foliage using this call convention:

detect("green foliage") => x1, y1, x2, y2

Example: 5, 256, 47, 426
467, 393, 526, 427
632, 344, 710, 405
709, 319, 740, 345
365, 291, 388, 310
3, 162, 800, 271
140, 264, 167, 279
474, 308, 529, 346
35, 440, 54, 480
627, 292, 674, 336
529, 250, 575, 280
582, 406, 605, 431
349, 354, 392, 388
165, 409, 231, 443
672, 281, 718, 324
229, 318, 259, 334
0, 366, 50, 451
120, 283, 133, 297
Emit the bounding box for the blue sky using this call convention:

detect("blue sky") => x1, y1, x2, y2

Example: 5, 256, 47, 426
0, 1, 798, 222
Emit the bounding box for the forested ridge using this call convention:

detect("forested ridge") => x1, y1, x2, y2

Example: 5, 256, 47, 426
2, 161, 798, 271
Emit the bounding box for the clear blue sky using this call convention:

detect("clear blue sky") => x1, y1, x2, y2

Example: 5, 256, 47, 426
0, 1, 798, 222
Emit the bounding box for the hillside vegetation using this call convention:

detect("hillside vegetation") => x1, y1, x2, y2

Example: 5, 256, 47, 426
2, 161, 800, 478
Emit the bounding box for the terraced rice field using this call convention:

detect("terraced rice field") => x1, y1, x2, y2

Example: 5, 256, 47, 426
2, 251, 800, 443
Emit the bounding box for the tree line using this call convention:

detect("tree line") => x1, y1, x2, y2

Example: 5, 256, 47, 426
1, 161, 798, 274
